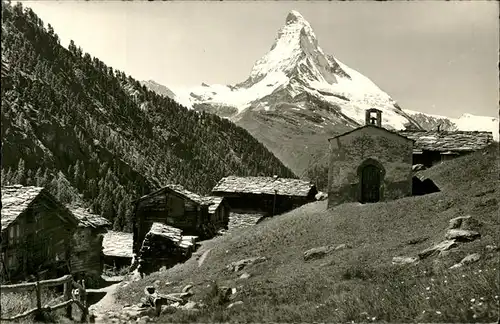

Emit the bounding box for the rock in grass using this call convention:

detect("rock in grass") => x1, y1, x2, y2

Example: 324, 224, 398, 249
418, 239, 458, 259
227, 257, 267, 272
445, 229, 480, 241
303, 244, 351, 261
449, 252, 482, 269
448, 215, 481, 230
392, 256, 419, 265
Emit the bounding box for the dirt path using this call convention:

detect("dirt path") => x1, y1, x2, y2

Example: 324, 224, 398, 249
198, 249, 211, 267
87, 282, 123, 315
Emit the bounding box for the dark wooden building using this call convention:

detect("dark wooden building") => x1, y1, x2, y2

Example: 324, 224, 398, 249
1, 186, 79, 283
132, 185, 229, 257
206, 196, 230, 230
328, 109, 414, 208
397, 130, 493, 168
211, 176, 318, 216
70, 208, 111, 285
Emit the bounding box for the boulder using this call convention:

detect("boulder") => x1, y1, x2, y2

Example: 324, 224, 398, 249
445, 229, 480, 242
392, 256, 419, 265
227, 257, 267, 272
303, 244, 351, 261
418, 240, 458, 259
450, 253, 481, 269
448, 215, 481, 230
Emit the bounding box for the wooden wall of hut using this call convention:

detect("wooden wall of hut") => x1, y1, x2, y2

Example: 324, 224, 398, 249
1, 198, 75, 283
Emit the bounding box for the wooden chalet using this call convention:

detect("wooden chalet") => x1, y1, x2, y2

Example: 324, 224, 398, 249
211, 176, 318, 216
70, 208, 111, 286
206, 196, 230, 231
102, 230, 134, 270
1, 186, 79, 283
398, 130, 493, 167
132, 184, 229, 257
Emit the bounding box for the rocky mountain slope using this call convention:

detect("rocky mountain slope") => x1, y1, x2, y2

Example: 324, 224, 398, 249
404, 109, 499, 140
0, 1, 295, 231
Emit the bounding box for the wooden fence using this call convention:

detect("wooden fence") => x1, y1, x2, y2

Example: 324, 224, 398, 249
0, 274, 89, 322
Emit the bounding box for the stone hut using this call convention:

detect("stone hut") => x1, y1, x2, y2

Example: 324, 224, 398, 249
1, 186, 79, 283
327, 108, 414, 208
397, 130, 493, 167
211, 176, 317, 216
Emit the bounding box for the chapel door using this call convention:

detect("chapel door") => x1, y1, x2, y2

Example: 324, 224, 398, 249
361, 165, 381, 203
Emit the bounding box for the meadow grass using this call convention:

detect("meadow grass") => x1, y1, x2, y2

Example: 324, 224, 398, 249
115, 144, 499, 322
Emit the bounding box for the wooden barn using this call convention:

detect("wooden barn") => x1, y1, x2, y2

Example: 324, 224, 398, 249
206, 196, 230, 230
398, 130, 493, 168
70, 208, 111, 286
102, 230, 134, 271
211, 176, 318, 216
1, 185, 79, 283
132, 185, 229, 256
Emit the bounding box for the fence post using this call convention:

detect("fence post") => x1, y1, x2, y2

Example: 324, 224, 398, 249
80, 279, 88, 323
64, 279, 72, 319
35, 280, 42, 312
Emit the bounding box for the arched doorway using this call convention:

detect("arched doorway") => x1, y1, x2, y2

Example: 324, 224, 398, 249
359, 163, 383, 203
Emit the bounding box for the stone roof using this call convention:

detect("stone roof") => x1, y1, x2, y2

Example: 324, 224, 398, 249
71, 208, 111, 229
199, 196, 224, 214
212, 176, 316, 197
137, 184, 210, 206
102, 231, 133, 258
1, 185, 45, 231
397, 130, 493, 152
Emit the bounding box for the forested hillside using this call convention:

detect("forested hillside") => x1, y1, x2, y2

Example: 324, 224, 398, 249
0, 1, 295, 231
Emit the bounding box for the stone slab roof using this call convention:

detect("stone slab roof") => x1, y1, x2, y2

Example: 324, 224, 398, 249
71, 208, 111, 229
1, 185, 45, 231
397, 130, 493, 152
136, 184, 210, 206
203, 196, 224, 214
212, 176, 316, 197
146, 223, 196, 249
102, 231, 133, 258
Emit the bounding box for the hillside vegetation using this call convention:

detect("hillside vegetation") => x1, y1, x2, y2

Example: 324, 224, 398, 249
1, 1, 295, 231
117, 144, 499, 322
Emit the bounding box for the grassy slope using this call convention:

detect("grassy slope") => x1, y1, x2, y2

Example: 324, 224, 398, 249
116, 144, 499, 322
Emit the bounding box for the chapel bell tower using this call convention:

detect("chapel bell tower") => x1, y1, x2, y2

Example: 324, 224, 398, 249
365, 108, 382, 127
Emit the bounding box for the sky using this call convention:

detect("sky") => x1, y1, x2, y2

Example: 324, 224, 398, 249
19, 1, 499, 118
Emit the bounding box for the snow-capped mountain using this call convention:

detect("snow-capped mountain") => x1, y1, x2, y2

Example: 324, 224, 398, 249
147, 10, 497, 174
404, 109, 499, 141
174, 10, 416, 131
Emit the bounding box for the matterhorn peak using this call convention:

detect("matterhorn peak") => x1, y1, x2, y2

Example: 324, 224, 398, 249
285, 10, 308, 25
